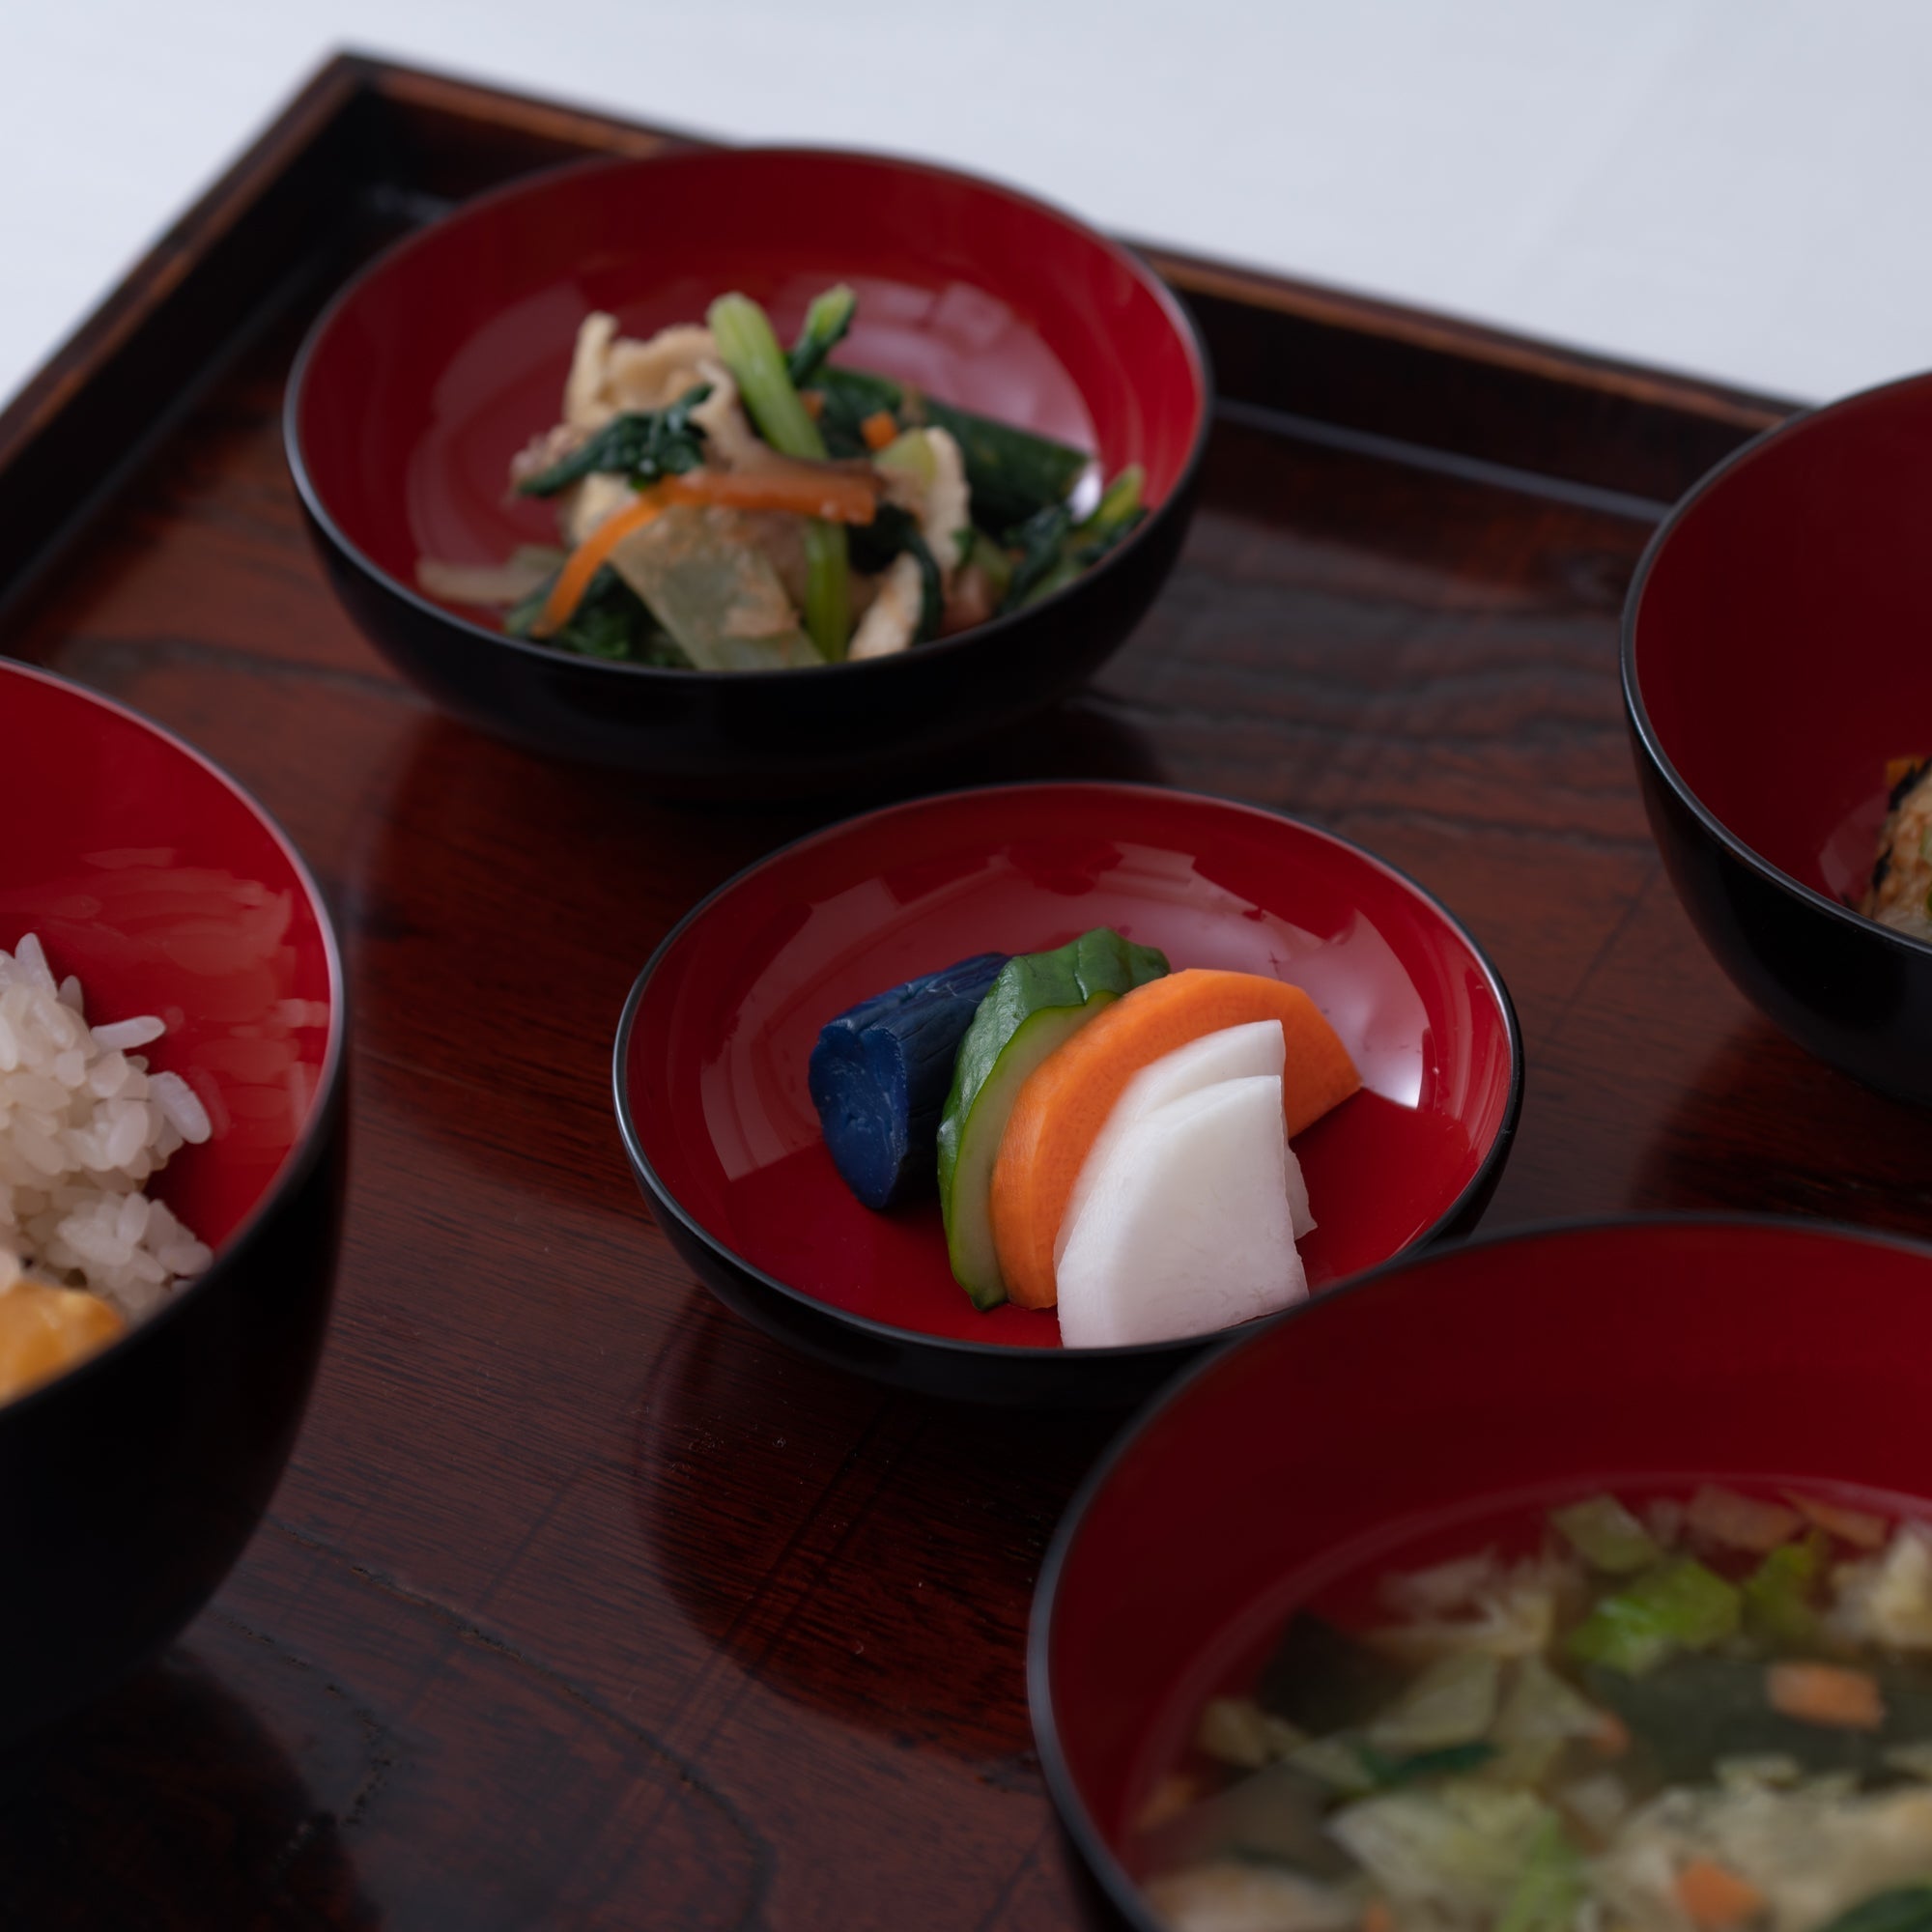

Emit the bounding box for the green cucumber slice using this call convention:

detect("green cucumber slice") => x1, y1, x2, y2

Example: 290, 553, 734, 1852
935, 928, 1168, 1310
939, 999, 1110, 1309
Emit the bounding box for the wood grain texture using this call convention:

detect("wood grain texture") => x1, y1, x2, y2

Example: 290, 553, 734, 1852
8, 53, 1918, 1932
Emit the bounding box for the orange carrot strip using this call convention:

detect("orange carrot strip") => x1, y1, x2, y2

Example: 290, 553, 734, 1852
1885, 754, 1926, 789
1786, 1492, 1889, 1549
529, 466, 879, 637
670, 466, 879, 523
988, 971, 1361, 1309
1767, 1661, 1886, 1729
1361, 1902, 1394, 1932
1676, 1860, 1766, 1930
801, 389, 825, 420
529, 483, 672, 637
860, 409, 900, 452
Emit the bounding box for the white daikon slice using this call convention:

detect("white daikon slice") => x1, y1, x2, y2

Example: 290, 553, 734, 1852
1057, 1073, 1308, 1349
1285, 1142, 1314, 1245
1054, 1021, 1313, 1273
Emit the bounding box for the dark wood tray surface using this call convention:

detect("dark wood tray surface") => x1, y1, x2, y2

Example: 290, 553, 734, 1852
2, 51, 1916, 1931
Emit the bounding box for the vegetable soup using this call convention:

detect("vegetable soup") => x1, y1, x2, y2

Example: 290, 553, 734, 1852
1138, 1486, 1932, 1932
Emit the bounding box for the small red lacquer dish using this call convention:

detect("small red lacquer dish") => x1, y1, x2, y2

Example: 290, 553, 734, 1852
613, 781, 1520, 1405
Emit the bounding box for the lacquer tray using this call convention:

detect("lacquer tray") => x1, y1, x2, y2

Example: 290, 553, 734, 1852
4, 50, 1901, 1931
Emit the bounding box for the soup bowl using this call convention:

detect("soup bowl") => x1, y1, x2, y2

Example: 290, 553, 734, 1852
1624, 372, 1932, 1105
1032, 1216, 1932, 1927
0, 662, 347, 1744
287, 145, 1210, 795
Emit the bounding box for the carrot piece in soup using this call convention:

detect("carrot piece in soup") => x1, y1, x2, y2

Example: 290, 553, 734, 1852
1675, 1860, 1766, 1929
988, 970, 1359, 1309
860, 409, 900, 451
1686, 1486, 1803, 1553
1591, 1710, 1632, 1756
1766, 1661, 1886, 1729
1785, 1492, 1889, 1549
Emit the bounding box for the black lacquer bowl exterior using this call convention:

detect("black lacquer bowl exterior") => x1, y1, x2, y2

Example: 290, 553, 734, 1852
1624, 370, 1932, 1104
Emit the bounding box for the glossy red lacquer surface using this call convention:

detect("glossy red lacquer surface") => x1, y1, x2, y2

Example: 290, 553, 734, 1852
296, 146, 1208, 611
620, 782, 1518, 1352
1037, 1219, 1932, 1922
1632, 372, 1932, 906
0, 664, 337, 1250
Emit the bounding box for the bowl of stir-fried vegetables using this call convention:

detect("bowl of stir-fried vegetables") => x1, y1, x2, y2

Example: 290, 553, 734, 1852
285, 146, 1209, 792
1033, 1218, 1932, 1931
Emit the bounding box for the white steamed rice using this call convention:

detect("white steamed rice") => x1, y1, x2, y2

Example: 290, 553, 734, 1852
0, 932, 213, 1321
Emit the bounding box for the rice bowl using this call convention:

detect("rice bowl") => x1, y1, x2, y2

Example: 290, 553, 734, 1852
0, 658, 348, 1742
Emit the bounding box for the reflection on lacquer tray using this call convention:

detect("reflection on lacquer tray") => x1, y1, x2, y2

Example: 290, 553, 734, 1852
1633, 1013, 1931, 1227
0, 1649, 376, 1927
630, 1293, 1115, 1750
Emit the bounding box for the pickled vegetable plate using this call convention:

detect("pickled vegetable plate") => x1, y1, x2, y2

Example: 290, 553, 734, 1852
613, 782, 1520, 1403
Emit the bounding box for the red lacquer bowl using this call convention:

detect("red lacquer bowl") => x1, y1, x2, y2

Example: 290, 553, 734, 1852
613, 782, 1520, 1406
1032, 1217, 1932, 1929
287, 146, 1210, 793
0, 662, 348, 1742
1625, 371, 1932, 1103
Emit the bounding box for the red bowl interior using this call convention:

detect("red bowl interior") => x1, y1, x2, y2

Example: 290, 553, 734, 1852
294, 147, 1207, 617
0, 665, 340, 1255
620, 782, 1518, 1353
1632, 373, 1932, 907
1038, 1219, 1932, 1905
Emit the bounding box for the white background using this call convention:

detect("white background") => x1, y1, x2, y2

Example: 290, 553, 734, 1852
1, 0, 1927, 410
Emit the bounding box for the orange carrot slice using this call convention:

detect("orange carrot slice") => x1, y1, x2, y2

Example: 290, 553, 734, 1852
860, 409, 900, 451
1767, 1661, 1886, 1729
988, 970, 1360, 1309
529, 466, 879, 637
1675, 1860, 1766, 1930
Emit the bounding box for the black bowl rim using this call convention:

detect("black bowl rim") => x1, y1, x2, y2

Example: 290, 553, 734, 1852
1621, 366, 1932, 961
283, 142, 1215, 689
610, 777, 1525, 1374
1028, 1208, 1932, 1932
0, 660, 350, 1431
